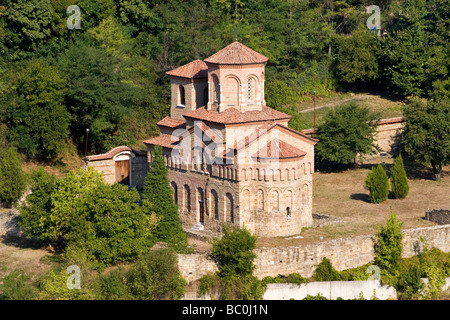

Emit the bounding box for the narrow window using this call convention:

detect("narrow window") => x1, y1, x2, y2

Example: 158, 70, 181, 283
179, 85, 186, 106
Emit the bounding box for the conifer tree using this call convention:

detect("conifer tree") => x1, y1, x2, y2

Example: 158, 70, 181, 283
364, 164, 389, 204
390, 154, 409, 199
142, 145, 188, 252
0, 147, 27, 207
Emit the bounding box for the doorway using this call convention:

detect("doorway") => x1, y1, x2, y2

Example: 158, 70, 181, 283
115, 160, 130, 185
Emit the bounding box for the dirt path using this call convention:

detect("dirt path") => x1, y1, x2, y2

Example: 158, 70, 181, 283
0, 236, 53, 280
299, 94, 373, 113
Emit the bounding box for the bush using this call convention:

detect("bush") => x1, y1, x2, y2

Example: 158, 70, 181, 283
0, 271, 37, 300
313, 257, 341, 281
374, 209, 403, 270
95, 269, 129, 300
390, 154, 409, 199
0, 147, 27, 207
126, 249, 186, 300
365, 164, 389, 204
37, 268, 82, 300
211, 225, 257, 278
396, 265, 424, 299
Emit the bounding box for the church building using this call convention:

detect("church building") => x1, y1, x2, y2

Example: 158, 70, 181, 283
143, 42, 318, 237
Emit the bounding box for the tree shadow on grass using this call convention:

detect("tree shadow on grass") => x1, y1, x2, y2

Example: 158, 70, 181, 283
350, 193, 371, 203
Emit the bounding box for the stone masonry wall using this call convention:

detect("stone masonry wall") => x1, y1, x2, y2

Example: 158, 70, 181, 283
426, 209, 450, 225
178, 224, 450, 283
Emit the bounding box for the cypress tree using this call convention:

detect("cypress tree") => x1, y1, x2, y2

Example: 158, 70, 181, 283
390, 154, 409, 199
364, 164, 389, 204
0, 147, 27, 207
142, 145, 188, 252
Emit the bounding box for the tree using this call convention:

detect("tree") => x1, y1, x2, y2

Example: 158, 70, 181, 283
402, 98, 450, 181
18, 167, 57, 241
3, 59, 70, 161
43, 167, 105, 243
364, 164, 389, 204
211, 225, 257, 278
390, 154, 409, 199
333, 25, 381, 87
0, 147, 27, 207
126, 248, 186, 300
315, 102, 380, 166
142, 145, 188, 252
64, 183, 157, 267
374, 208, 403, 270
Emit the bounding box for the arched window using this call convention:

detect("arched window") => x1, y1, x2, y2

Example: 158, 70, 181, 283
213, 76, 220, 103
179, 85, 186, 106
184, 184, 191, 211
226, 193, 234, 223
203, 86, 208, 107
224, 77, 239, 106
211, 189, 219, 220
247, 77, 256, 103
171, 181, 178, 205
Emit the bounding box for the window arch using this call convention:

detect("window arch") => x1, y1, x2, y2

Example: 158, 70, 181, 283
179, 85, 186, 106
211, 189, 219, 220
171, 181, 178, 205
184, 184, 191, 211
247, 77, 256, 103
212, 75, 220, 103
226, 193, 234, 223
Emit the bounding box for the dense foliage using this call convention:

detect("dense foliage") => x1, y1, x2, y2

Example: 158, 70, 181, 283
402, 98, 450, 181
0, 0, 448, 163
374, 209, 403, 270
142, 145, 189, 252
315, 102, 379, 166
18, 167, 157, 268
0, 147, 27, 207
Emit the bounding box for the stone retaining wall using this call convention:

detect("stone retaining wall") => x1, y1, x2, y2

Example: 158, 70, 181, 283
178, 224, 450, 283
426, 209, 450, 225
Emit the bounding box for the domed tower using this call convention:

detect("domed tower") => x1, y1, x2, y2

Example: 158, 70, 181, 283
204, 42, 268, 113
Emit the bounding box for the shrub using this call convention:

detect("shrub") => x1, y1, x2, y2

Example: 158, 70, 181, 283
0, 271, 37, 300
126, 249, 186, 300
374, 208, 403, 270
396, 265, 424, 299
18, 167, 57, 241
211, 225, 257, 278
37, 268, 82, 300
390, 154, 409, 199
95, 269, 129, 300
0, 147, 27, 207
313, 257, 341, 281
365, 164, 389, 204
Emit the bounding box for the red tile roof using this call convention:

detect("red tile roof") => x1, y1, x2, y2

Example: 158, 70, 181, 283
143, 134, 180, 149
157, 116, 186, 129
84, 146, 145, 161
166, 59, 208, 79
204, 42, 269, 65
253, 138, 307, 160
182, 106, 291, 125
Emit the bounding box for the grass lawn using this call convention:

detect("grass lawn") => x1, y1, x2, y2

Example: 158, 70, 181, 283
256, 156, 450, 248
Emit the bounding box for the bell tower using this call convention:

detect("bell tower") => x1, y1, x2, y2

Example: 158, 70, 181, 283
203, 42, 268, 113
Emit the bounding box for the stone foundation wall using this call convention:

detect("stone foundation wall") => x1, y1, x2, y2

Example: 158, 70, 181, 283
0, 210, 22, 238
178, 224, 450, 283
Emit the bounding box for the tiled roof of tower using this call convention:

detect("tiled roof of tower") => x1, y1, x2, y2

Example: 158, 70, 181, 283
143, 134, 180, 149
166, 59, 208, 79
182, 106, 291, 124
157, 116, 186, 129
204, 42, 269, 65
253, 138, 307, 160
